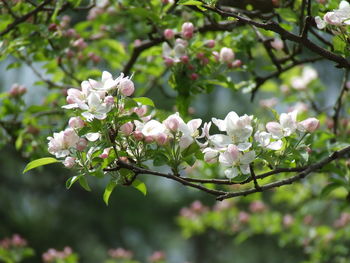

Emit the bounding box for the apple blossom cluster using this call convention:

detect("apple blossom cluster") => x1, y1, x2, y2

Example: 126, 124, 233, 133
42, 247, 74, 263
162, 22, 241, 73
0, 234, 27, 249
315, 1, 350, 29
200, 111, 319, 179
47, 71, 320, 181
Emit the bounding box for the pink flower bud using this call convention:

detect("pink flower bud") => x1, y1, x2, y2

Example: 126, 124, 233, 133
283, 214, 294, 227
119, 79, 135, 96
232, 59, 242, 67
298, 118, 320, 132
65, 28, 77, 38
69, 117, 85, 129
144, 135, 154, 143
149, 251, 166, 263
187, 64, 195, 71
196, 52, 204, 59
88, 52, 101, 64
48, 23, 57, 32
99, 148, 111, 159
219, 47, 235, 63
134, 39, 142, 47
73, 38, 87, 50
346, 81, 350, 90
119, 156, 129, 163
182, 31, 193, 39
249, 200, 266, 213
163, 29, 174, 40
164, 57, 174, 67
201, 57, 209, 65
9, 84, 27, 97
205, 39, 215, 48
238, 211, 250, 224
181, 22, 194, 39
180, 55, 189, 64
133, 130, 144, 141
190, 73, 199, 80
270, 38, 284, 50
120, 122, 134, 135
76, 138, 88, 151
63, 157, 76, 168
104, 95, 115, 105
134, 105, 147, 116
155, 132, 168, 145
65, 49, 74, 59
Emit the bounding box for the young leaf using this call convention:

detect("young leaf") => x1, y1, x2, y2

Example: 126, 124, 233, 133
132, 179, 147, 196
103, 180, 118, 205
79, 176, 91, 191
23, 157, 59, 173
133, 97, 155, 107
66, 176, 80, 189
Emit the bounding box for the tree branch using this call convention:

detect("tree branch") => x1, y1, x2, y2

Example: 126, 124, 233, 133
217, 145, 350, 200
205, 5, 350, 69
0, 0, 52, 37
250, 56, 323, 101
332, 69, 349, 135
104, 161, 227, 197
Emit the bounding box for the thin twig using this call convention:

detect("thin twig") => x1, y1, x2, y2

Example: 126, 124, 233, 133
205, 5, 350, 68
251, 57, 323, 101
217, 145, 350, 200
0, 0, 52, 37
332, 69, 349, 135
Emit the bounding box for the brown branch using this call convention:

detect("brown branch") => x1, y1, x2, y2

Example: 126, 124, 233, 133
104, 161, 227, 197
17, 53, 76, 90
181, 166, 307, 185
250, 164, 261, 190
217, 145, 350, 200
250, 56, 323, 101
332, 69, 349, 135
251, 26, 282, 72
0, 0, 52, 37
205, 5, 350, 69
309, 27, 334, 51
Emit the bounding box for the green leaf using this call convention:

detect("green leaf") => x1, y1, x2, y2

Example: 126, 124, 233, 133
133, 97, 155, 107
66, 176, 80, 189
333, 35, 346, 53
178, 0, 207, 10
153, 153, 169, 166
276, 8, 298, 23
23, 157, 59, 173
184, 154, 196, 166
320, 183, 343, 198
79, 176, 91, 191
132, 179, 147, 196
230, 173, 250, 183
103, 180, 118, 205
123, 97, 139, 109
